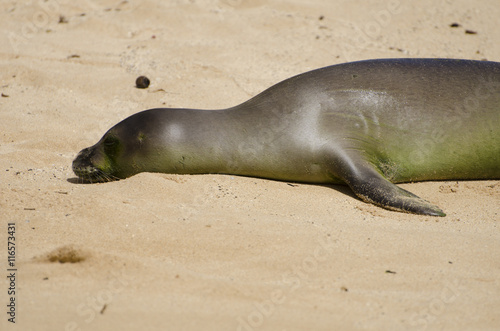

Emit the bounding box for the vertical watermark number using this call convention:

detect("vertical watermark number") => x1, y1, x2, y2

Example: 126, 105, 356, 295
6, 222, 17, 324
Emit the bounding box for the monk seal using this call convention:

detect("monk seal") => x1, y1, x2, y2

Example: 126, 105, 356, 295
73, 58, 500, 216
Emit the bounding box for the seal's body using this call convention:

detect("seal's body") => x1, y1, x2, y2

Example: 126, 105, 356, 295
73, 59, 500, 216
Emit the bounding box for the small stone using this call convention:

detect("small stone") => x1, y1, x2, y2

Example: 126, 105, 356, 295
136, 76, 150, 89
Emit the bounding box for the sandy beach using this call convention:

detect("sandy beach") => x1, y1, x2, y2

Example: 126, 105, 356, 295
1, 0, 499, 330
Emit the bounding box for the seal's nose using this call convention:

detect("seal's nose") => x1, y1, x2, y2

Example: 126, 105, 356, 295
72, 147, 93, 173
73, 147, 90, 162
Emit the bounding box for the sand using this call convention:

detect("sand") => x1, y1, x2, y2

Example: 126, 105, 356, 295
1, 0, 499, 330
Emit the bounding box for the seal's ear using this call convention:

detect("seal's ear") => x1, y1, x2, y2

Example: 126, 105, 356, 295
324, 148, 446, 216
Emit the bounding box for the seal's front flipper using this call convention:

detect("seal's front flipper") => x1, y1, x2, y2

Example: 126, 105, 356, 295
327, 153, 446, 216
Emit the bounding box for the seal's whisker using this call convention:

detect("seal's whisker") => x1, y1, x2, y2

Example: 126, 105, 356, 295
72, 166, 120, 183
95, 169, 119, 183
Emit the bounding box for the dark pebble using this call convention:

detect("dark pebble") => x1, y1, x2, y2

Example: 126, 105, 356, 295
136, 76, 150, 89
59, 15, 68, 24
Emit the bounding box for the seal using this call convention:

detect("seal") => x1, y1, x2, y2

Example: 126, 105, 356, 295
73, 58, 500, 216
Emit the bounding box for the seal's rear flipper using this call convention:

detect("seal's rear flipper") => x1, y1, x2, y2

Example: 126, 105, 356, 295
347, 173, 446, 216
327, 152, 446, 216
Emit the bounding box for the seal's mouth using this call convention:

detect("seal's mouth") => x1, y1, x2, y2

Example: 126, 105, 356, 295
72, 148, 119, 183
72, 164, 119, 183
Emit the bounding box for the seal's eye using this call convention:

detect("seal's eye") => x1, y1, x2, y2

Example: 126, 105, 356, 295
104, 136, 117, 147
103, 136, 120, 156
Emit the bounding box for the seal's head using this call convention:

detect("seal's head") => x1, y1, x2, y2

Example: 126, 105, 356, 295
72, 110, 173, 182
72, 133, 123, 182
